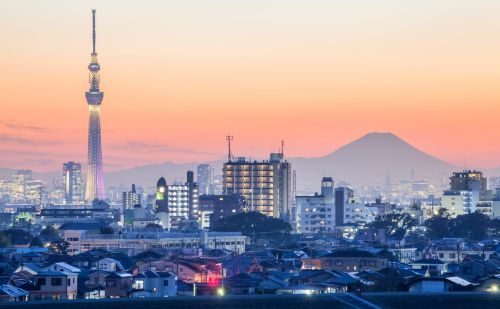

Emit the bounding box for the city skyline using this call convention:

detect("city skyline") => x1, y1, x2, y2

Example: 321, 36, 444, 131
3, 1, 500, 173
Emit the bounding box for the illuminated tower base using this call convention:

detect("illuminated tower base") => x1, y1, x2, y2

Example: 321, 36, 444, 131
85, 105, 105, 200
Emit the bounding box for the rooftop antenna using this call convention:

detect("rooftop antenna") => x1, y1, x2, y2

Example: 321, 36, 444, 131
226, 135, 234, 162
281, 140, 284, 156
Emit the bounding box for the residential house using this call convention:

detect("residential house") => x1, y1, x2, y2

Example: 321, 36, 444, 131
276, 283, 341, 295
97, 258, 125, 272
223, 273, 259, 295
78, 269, 108, 299
320, 250, 388, 272
43, 262, 81, 274
407, 276, 475, 293
456, 259, 500, 282
246, 259, 281, 273
104, 272, 133, 298
411, 259, 447, 276
475, 275, 500, 292
26, 271, 78, 300
131, 271, 177, 298
21, 252, 47, 264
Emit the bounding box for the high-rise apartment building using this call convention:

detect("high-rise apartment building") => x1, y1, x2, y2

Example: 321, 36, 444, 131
450, 170, 487, 193
295, 177, 335, 234
154, 172, 199, 229
223, 153, 291, 219
63, 162, 84, 204
197, 164, 214, 195
334, 187, 354, 226
448, 170, 488, 213
122, 184, 141, 210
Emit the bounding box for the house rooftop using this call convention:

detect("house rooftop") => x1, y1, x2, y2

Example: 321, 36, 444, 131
413, 259, 445, 265
324, 250, 375, 258
0, 284, 29, 297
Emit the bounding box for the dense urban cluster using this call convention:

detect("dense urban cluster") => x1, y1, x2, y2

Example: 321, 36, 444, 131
1, 155, 500, 303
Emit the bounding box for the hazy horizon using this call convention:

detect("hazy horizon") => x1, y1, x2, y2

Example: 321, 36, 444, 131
3, 1, 500, 172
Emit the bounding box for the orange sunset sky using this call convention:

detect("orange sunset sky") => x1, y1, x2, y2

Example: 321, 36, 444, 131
2, 0, 500, 172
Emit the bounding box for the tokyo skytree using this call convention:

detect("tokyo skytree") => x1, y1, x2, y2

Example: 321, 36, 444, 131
85, 9, 105, 201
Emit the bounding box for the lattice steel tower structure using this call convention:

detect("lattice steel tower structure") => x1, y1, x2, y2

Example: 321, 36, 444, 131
85, 9, 105, 201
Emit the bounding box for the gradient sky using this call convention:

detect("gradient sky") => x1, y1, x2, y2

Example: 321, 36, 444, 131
2, 0, 500, 172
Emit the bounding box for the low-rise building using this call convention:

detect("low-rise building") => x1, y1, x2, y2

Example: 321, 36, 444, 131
97, 258, 125, 272
319, 250, 388, 272
131, 271, 177, 297
0, 285, 29, 302
410, 259, 447, 276
104, 272, 133, 298
27, 271, 78, 300
61, 228, 246, 256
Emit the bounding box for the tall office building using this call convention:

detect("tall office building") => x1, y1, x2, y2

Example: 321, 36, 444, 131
197, 164, 214, 195
11, 170, 43, 205
85, 9, 105, 201
223, 153, 291, 219
63, 162, 84, 204
122, 184, 141, 210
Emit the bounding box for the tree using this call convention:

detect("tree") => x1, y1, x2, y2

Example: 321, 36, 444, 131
39, 225, 60, 242
210, 212, 291, 238
145, 223, 163, 230
3, 229, 33, 246
29, 236, 44, 247
424, 211, 492, 241
425, 208, 452, 240
377, 249, 398, 262
100, 226, 114, 234
368, 213, 418, 240
451, 212, 490, 241
48, 240, 70, 254
0, 232, 11, 248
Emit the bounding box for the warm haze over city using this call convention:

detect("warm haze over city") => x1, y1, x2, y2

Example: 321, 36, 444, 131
3, 0, 500, 172
2, 1, 500, 308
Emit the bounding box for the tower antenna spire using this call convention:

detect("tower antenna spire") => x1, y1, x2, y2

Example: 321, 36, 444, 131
92, 9, 96, 54
92, 9, 95, 54
226, 135, 234, 162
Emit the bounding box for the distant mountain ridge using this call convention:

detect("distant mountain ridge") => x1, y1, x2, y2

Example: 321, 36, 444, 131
3, 132, 500, 193
289, 132, 457, 192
